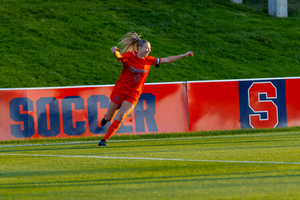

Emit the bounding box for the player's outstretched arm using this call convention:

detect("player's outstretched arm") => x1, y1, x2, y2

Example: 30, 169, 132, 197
111, 46, 121, 58
160, 51, 193, 64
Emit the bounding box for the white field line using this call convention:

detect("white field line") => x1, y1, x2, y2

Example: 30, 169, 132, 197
0, 131, 299, 148
0, 153, 299, 165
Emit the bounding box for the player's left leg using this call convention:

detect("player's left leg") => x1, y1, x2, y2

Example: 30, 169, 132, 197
99, 101, 135, 146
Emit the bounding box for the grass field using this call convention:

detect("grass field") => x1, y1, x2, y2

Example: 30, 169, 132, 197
1, 131, 299, 199
1, 0, 300, 88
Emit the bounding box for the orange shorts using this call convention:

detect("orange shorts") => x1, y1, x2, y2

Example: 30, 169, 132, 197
110, 89, 139, 106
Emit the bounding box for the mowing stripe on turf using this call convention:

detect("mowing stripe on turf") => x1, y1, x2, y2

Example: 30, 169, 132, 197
0, 153, 299, 165
0, 141, 96, 148
0, 131, 299, 148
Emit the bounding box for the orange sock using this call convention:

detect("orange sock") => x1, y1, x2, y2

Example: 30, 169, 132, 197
103, 120, 122, 141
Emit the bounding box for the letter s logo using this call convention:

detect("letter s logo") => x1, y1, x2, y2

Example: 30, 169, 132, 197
248, 82, 278, 128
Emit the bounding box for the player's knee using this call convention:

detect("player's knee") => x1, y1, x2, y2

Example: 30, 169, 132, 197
115, 114, 126, 122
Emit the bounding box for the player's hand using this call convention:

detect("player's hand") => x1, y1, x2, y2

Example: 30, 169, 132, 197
183, 51, 194, 58
111, 46, 119, 53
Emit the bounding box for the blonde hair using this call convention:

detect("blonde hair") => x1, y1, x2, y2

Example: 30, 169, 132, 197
118, 31, 149, 53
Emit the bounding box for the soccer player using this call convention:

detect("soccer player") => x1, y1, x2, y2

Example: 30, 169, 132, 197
98, 31, 193, 146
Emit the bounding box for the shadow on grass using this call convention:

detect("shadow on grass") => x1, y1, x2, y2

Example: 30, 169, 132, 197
1, 170, 300, 189
0, 136, 299, 154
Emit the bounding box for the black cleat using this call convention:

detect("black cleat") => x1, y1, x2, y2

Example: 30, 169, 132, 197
101, 118, 107, 127
98, 139, 107, 146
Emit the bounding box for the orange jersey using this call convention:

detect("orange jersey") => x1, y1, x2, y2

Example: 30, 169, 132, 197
113, 51, 160, 98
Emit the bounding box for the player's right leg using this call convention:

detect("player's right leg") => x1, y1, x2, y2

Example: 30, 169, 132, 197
101, 101, 120, 127
101, 89, 124, 126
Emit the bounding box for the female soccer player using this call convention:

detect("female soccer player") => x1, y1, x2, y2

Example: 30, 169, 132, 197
98, 31, 193, 146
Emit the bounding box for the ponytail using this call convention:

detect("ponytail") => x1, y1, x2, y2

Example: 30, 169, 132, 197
118, 31, 148, 53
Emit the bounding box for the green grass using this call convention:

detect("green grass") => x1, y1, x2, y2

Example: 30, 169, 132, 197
243, 0, 300, 15
1, 126, 300, 145
1, 131, 300, 199
0, 0, 300, 88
